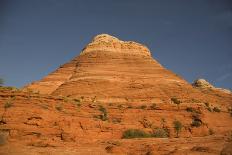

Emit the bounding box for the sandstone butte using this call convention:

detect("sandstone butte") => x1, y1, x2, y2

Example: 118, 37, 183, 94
0, 34, 232, 155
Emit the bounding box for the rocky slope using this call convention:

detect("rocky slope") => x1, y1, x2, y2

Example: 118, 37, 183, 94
0, 34, 232, 154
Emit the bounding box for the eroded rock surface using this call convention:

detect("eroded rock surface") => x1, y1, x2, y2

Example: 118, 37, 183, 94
1, 34, 232, 154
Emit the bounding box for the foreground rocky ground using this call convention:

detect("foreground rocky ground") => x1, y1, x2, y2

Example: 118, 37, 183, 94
0, 87, 231, 155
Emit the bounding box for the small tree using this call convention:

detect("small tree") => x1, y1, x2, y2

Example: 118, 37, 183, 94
173, 120, 182, 137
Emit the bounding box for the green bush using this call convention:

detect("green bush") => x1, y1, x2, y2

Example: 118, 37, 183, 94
122, 129, 151, 139
173, 120, 182, 137
213, 107, 221, 112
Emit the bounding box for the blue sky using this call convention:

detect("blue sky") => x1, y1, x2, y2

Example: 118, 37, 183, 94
0, 0, 232, 89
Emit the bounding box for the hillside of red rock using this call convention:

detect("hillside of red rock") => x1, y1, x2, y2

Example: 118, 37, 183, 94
0, 34, 232, 154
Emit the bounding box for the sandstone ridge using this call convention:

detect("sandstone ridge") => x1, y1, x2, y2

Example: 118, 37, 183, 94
193, 78, 231, 94
80, 34, 151, 57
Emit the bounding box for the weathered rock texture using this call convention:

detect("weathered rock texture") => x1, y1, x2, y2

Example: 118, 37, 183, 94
24, 34, 231, 105
1, 34, 232, 154
193, 78, 232, 94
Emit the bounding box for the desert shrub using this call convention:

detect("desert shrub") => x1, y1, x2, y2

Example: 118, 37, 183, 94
73, 98, 80, 103
122, 129, 151, 139
152, 128, 169, 138
171, 97, 181, 105
139, 105, 147, 109
191, 119, 202, 127
213, 107, 221, 112
150, 103, 157, 110
98, 105, 108, 121
171, 97, 181, 110
173, 120, 182, 137
186, 107, 194, 112
186, 107, 201, 114
73, 98, 81, 107
4, 101, 12, 109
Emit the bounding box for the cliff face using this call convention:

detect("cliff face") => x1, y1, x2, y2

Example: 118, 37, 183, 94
25, 34, 203, 104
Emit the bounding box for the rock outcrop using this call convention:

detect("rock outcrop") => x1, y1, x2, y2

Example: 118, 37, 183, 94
193, 78, 231, 94
1, 34, 231, 155
25, 34, 210, 104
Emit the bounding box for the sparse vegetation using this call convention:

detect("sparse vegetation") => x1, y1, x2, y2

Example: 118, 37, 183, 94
191, 119, 202, 127
92, 96, 97, 103
191, 113, 202, 127
186, 107, 201, 114
122, 129, 151, 139
173, 120, 182, 137
73, 98, 81, 107
204, 102, 213, 112
152, 128, 169, 138
98, 105, 108, 121
150, 103, 157, 110
139, 105, 147, 109
213, 107, 221, 112
171, 97, 181, 109
4, 101, 13, 109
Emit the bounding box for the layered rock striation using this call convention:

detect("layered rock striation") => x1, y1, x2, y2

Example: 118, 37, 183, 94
25, 34, 200, 103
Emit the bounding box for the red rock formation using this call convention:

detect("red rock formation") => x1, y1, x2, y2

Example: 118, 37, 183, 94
25, 34, 221, 104
1, 34, 231, 154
